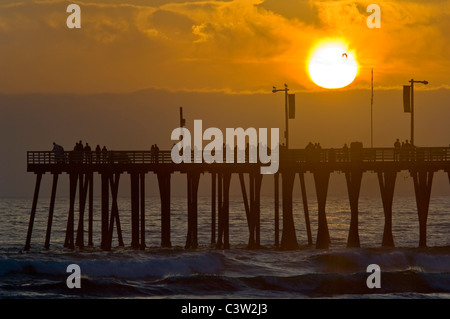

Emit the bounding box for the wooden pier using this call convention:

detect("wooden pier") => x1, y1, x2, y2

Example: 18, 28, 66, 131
24, 145, 450, 251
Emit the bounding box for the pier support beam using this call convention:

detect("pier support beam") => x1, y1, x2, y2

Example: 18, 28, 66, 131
216, 172, 231, 249
313, 169, 331, 249
44, 173, 59, 249
106, 173, 124, 250
239, 173, 252, 246
274, 173, 280, 246
299, 172, 313, 246
64, 172, 78, 249
239, 172, 262, 248
217, 173, 223, 248
411, 169, 434, 248
76, 173, 91, 249
100, 172, 110, 250
157, 171, 172, 248
185, 171, 201, 249
281, 172, 299, 250
377, 171, 397, 247
345, 169, 363, 248
130, 173, 140, 249
254, 173, 262, 247
88, 172, 94, 246
24, 173, 43, 251
130, 172, 145, 249
223, 172, 231, 249
140, 173, 146, 250
211, 172, 216, 245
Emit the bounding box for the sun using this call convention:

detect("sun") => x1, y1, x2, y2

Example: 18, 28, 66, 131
308, 41, 358, 89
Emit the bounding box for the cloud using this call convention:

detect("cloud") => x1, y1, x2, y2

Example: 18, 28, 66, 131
0, 0, 448, 94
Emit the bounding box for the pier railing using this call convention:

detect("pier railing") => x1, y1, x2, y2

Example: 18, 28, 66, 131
27, 147, 450, 165
288, 147, 450, 163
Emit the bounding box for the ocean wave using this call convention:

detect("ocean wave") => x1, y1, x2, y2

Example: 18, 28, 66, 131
310, 247, 450, 273
0, 251, 227, 279
1, 247, 449, 298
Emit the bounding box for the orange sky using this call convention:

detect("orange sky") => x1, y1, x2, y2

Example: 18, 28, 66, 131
0, 0, 449, 94
1, 0, 450, 197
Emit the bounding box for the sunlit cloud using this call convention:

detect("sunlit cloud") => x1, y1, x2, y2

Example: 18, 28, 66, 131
0, 0, 448, 93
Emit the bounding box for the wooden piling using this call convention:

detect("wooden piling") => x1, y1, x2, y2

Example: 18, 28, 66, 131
299, 172, 312, 246
211, 172, 216, 244
157, 171, 172, 248
88, 172, 94, 246
345, 169, 363, 248
222, 172, 231, 249
24, 173, 43, 251
44, 173, 59, 249
130, 173, 140, 249
411, 169, 434, 248
100, 172, 109, 250
216, 172, 223, 249
281, 172, 299, 250
140, 173, 146, 250
254, 173, 262, 247
76, 173, 90, 248
274, 173, 279, 246
186, 171, 200, 249
313, 169, 331, 249
64, 172, 78, 249
377, 170, 397, 247
107, 173, 123, 250
239, 173, 252, 247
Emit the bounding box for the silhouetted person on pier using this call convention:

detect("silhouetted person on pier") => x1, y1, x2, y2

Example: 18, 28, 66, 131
102, 146, 108, 163
315, 143, 322, 161
150, 145, 154, 163
154, 144, 160, 163
72, 141, 84, 163
52, 142, 65, 164
394, 138, 401, 161
343, 143, 349, 162
305, 142, 314, 162
84, 143, 92, 163
95, 145, 101, 163
404, 139, 415, 161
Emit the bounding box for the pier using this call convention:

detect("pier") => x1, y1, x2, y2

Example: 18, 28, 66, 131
24, 145, 450, 251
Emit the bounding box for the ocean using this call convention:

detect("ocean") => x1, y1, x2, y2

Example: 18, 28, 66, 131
0, 195, 449, 300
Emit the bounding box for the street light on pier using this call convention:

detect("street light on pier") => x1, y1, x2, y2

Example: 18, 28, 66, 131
403, 79, 428, 146
272, 84, 292, 149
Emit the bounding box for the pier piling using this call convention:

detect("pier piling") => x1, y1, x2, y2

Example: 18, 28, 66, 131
377, 170, 397, 247
345, 169, 363, 248
314, 169, 331, 249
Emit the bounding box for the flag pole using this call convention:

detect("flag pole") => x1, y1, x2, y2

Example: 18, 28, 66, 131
371, 68, 374, 148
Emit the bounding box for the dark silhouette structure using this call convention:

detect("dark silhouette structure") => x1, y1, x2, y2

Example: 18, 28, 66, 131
24, 145, 450, 251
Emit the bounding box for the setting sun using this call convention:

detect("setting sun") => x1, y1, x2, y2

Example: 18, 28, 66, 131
308, 41, 358, 89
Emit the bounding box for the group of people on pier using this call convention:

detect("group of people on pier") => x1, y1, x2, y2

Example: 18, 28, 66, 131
394, 138, 416, 161
52, 141, 109, 164
150, 144, 160, 163
52, 141, 164, 164
304, 141, 351, 162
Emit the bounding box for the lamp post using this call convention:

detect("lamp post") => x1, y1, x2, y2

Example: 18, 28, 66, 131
408, 79, 428, 146
272, 84, 289, 149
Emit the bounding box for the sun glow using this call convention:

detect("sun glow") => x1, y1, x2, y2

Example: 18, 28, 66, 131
308, 41, 358, 89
